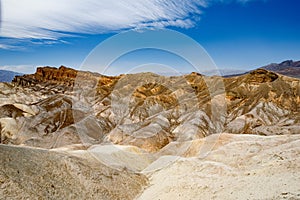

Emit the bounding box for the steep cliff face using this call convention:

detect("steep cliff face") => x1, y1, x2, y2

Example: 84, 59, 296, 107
13, 66, 80, 87
1, 66, 300, 152
35, 66, 77, 83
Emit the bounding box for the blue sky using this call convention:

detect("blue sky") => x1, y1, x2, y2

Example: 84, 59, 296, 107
0, 0, 299, 74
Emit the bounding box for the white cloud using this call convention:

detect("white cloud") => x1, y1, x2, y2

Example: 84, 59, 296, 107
0, 0, 259, 41
0, 44, 14, 50
0, 43, 27, 50
0, 0, 207, 40
0, 65, 36, 74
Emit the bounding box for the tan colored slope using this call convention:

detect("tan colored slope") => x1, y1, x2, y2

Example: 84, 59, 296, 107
0, 144, 147, 200
138, 133, 300, 200
44, 133, 300, 199
1, 133, 299, 199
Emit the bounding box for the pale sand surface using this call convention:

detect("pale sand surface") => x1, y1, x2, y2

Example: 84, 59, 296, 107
137, 133, 300, 200
1, 133, 299, 199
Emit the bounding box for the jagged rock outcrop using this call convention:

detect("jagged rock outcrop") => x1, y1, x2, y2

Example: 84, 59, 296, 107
12, 66, 78, 87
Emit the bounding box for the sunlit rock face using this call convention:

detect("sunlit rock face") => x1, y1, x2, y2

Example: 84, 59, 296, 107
0, 66, 299, 152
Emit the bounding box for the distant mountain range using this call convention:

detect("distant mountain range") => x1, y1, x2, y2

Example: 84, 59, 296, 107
0, 69, 23, 82
224, 60, 300, 78
261, 60, 300, 78
160, 60, 300, 78
1, 60, 299, 84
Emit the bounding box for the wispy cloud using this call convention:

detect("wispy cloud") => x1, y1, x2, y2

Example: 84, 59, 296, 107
1, 0, 207, 40
0, 43, 26, 50
0, 44, 15, 50
0, 0, 258, 41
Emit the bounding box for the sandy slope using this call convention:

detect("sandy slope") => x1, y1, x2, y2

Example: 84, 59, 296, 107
0, 144, 147, 200
137, 133, 300, 200
1, 133, 299, 199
